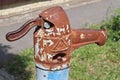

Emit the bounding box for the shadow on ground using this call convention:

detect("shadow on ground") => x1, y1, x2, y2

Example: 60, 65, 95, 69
0, 44, 13, 66
0, 43, 35, 80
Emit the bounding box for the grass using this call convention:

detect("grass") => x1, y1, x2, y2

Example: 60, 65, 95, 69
70, 40, 120, 80
4, 48, 36, 80
4, 8, 120, 80
4, 39, 120, 80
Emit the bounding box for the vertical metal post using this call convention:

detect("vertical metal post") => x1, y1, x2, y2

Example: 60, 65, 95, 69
36, 67, 69, 80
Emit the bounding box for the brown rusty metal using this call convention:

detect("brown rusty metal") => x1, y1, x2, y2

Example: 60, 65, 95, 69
6, 6, 107, 70
71, 29, 107, 50
34, 6, 72, 70
6, 18, 41, 41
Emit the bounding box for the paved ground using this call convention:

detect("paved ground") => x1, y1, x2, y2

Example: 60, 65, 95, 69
0, 68, 14, 80
0, 0, 120, 79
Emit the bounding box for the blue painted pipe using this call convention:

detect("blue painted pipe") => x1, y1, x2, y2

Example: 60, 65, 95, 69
36, 67, 69, 80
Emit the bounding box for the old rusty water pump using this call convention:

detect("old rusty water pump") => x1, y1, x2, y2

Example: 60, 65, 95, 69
6, 6, 107, 80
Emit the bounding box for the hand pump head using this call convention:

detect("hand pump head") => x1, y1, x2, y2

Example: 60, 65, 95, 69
6, 6, 107, 80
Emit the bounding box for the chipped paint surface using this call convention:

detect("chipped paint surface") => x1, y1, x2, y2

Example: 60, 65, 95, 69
52, 63, 68, 70
35, 61, 70, 70
36, 62, 49, 70
43, 39, 54, 46
66, 24, 70, 33
35, 38, 40, 57
35, 42, 39, 57
34, 28, 71, 70
36, 67, 69, 80
34, 7, 72, 71
68, 39, 71, 45
46, 29, 53, 33
40, 48, 44, 53
47, 53, 53, 60
37, 29, 44, 37
101, 30, 107, 37
57, 28, 65, 32
80, 33, 85, 39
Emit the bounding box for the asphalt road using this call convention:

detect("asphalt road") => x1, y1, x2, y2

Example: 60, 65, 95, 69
0, 0, 120, 63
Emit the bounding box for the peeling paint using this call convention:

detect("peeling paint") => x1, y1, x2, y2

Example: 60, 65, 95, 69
66, 37, 68, 40
43, 39, 54, 46
46, 29, 53, 33
35, 42, 39, 57
66, 24, 69, 30
80, 33, 85, 39
47, 53, 53, 62
101, 30, 106, 37
57, 28, 65, 33
56, 28, 60, 33
40, 48, 44, 53
41, 53, 47, 61
35, 38, 40, 57
66, 24, 70, 33
36, 62, 49, 70
53, 32, 56, 36
62, 57, 67, 61
68, 39, 71, 45
46, 17, 49, 20
60, 28, 65, 32
37, 29, 44, 37
56, 32, 61, 36
50, 15, 52, 19
62, 64, 68, 68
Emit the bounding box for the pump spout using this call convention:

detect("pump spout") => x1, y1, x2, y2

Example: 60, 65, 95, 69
71, 29, 107, 50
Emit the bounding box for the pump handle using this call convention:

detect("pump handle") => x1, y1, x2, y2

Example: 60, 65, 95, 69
6, 18, 41, 41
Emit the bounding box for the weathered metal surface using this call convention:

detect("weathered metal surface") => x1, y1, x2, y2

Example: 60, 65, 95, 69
34, 7, 72, 70
36, 67, 69, 80
71, 29, 107, 50
6, 6, 107, 80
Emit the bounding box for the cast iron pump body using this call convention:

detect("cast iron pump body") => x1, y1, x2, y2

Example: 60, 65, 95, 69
6, 6, 107, 80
